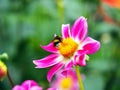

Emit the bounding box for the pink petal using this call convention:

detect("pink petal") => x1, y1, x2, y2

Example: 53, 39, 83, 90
76, 50, 86, 55
75, 55, 86, 66
30, 86, 42, 90
64, 61, 73, 69
81, 37, 100, 54
12, 85, 25, 90
41, 42, 58, 53
61, 69, 68, 77
62, 24, 71, 38
21, 80, 38, 89
71, 16, 88, 41
61, 68, 77, 79
67, 69, 78, 81
47, 63, 64, 82
73, 55, 77, 65
47, 88, 58, 90
33, 54, 60, 68
62, 68, 78, 82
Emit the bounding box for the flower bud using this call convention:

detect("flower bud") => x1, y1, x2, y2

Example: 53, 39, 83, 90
0, 60, 7, 81
0, 53, 8, 61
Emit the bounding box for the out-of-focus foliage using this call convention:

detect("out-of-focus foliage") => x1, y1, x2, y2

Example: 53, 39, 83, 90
0, 0, 120, 90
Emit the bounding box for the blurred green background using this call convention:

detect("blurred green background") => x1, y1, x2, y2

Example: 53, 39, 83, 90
0, 0, 120, 90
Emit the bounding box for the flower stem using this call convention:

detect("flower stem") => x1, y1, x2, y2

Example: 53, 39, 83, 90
7, 70, 14, 88
75, 65, 84, 90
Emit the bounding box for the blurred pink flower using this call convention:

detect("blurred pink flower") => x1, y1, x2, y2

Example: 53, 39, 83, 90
33, 16, 100, 82
47, 88, 58, 90
48, 69, 79, 90
12, 80, 42, 90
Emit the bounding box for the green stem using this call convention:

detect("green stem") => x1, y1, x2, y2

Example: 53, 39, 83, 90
7, 70, 14, 88
75, 65, 84, 90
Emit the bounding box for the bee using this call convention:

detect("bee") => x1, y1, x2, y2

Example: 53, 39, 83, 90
52, 35, 62, 47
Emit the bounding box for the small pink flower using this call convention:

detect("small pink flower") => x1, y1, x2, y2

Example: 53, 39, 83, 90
33, 16, 100, 82
48, 69, 79, 90
12, 80, 42, 90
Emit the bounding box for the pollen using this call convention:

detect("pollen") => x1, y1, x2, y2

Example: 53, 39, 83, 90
60, 77, 72, 89
58, 38, 78, 58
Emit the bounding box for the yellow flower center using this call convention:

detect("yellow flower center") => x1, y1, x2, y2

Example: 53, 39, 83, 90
60, 77, 72, 89
58, 38, 78, 58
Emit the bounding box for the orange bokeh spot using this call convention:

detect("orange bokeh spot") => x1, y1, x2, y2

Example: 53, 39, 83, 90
101, 0, 120, 9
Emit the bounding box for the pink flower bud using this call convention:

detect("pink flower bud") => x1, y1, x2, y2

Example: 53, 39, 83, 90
0, 60, 7, 81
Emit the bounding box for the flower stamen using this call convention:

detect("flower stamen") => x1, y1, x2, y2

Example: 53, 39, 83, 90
58, 38, 78, 58
60, 77, 72, 89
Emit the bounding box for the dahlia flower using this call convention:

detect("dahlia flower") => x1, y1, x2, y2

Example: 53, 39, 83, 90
33, 16, 100, 82
48, 68, 79, 90
12, 80, 42, 90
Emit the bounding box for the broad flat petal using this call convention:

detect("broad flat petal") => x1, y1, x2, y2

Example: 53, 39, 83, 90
62, 24, 71, 38
33, 54, 60, 68
21, 80, 38, 89
47, 63, 64, 82
30, 86, 42, 90
76, 55, 86, 66
41, 42, 58, 53
81, 37, 100, 54
71, 16, 88, 41
12, 85, 25, 90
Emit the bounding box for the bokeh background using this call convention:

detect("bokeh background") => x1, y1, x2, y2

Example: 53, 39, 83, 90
0, 0, 120, 90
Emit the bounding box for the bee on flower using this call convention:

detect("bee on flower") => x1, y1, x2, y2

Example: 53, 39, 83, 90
33, 16, 100, 82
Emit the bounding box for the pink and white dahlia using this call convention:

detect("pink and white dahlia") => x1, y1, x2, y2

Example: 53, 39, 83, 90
12, 80, 42, 90
48, 68, 79, 90
33, 16, 100, 82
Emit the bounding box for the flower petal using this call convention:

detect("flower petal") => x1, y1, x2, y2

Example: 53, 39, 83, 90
30, 86, 42, 90
12, 85, 25, 90
61, 68, 77, 80
41, 42, 58, 53
76, 50, 86, 55
47, 63, 64, 82
81, 37, 100, 54
64, 61, 73, 69
33, 54, 60, 68
62, 24, 71, 38
71, 16, 88, 41
75, 55, 86, 66
47, 88, 58, 90
21, 80, 38, 89
73, 55, 77, 65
